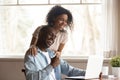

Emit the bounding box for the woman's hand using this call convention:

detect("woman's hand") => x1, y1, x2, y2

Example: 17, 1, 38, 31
55, 51, 61, 58
26, 45, 37, 56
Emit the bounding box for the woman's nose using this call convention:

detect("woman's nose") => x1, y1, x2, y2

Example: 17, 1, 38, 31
62, 21, 67, 26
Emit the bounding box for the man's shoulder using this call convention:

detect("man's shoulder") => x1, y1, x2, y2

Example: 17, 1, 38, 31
46, 48, 55, 57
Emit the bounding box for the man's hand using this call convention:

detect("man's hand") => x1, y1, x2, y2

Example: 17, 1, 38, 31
50, 56, 60, 68
99, 72, 102, 80
26, 45, 37, 56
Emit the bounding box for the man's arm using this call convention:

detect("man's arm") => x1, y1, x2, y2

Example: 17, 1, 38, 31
60, 59, 86, 76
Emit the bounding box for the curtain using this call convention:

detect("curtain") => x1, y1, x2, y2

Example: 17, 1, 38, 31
61, 5, 103, 56
103, 0, 119, 58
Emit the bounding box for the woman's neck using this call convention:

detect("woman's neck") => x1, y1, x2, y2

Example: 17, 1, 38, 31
53, 26, 59, 33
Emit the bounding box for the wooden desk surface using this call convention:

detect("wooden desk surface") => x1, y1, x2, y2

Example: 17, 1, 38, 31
93, 77, 119, 80
65, 77, 119, 80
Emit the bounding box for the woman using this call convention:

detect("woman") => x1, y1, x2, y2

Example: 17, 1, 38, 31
28, 5, 73, 56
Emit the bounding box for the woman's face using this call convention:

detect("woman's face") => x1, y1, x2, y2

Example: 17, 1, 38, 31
53, 14, 68, 31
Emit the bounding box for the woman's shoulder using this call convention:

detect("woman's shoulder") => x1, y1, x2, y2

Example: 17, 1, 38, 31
60, 29, 68, 33
59, 29, 68, 36
35, 25, 49, 30
37, 25, 47, 28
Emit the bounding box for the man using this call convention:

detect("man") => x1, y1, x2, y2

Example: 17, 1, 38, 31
24, 26, 85, 80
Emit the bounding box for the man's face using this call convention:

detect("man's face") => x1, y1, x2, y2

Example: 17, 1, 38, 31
42, 28, 56, 48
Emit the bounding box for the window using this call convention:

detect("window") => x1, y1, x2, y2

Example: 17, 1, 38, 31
0, 0, 118, 58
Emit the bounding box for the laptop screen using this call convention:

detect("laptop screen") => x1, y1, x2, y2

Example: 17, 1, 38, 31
65, 55, 104, 79
85, 55, 103, 79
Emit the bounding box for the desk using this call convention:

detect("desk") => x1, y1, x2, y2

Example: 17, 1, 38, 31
91, 78, 119, 80
65, 77, 120, 80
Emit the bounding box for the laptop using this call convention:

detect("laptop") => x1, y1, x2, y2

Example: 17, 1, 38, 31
65, 55, 103, 80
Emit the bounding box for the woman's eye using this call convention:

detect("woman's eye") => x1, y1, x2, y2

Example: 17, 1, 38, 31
59, 18, 64, 21
59, 18, 67, 23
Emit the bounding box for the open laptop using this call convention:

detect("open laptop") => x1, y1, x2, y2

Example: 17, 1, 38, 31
65, 55, 103, 80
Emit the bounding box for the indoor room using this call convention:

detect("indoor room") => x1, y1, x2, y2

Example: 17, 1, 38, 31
0, 0, 120, 80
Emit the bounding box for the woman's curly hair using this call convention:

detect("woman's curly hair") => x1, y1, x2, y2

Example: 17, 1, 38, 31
46, 5, 73, 30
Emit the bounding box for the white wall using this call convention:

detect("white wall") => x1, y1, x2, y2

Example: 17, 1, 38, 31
0, 57, 111, 80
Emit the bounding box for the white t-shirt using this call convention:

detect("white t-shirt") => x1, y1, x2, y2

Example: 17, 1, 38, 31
33, 26, 68, 51
41, 51, 56, 80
